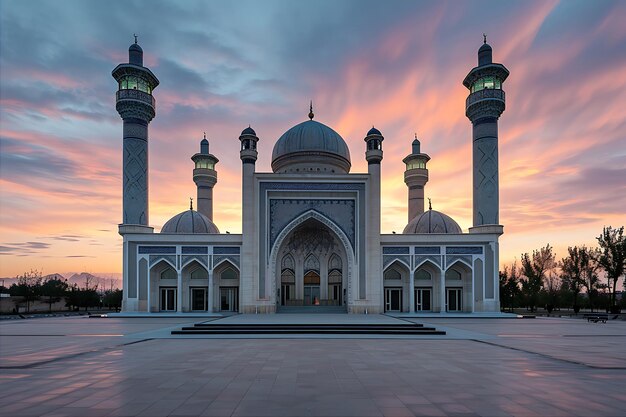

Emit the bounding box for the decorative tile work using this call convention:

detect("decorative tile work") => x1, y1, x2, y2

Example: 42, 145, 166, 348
182, 246, 208, 254
383, 247, 410, 255
214, 247, 241, 255
446, 246, 483, 255
414, 246, 441, 255
139, 246, 176, 254
149, 255, 176, 268
182, 255, 208, 268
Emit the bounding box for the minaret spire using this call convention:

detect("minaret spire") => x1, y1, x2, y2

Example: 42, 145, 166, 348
483, 33, 487, 44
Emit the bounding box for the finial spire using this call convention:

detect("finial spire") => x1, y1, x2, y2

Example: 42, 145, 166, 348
483, 33, 487, 44
203, 132, 206, 140
189, 197, 193, 210
308, 100, 314, 120
134, 33, 138, 44
428, 198, 432, 210
414, 132, 418, 140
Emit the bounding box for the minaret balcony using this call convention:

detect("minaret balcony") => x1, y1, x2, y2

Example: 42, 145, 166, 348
466, 88, 504, 110
117, 89, 156, 108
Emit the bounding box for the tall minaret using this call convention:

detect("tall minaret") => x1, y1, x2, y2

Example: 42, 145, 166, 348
112, 37, 159, 233
463, 36, 509, 226
191, 134, 218, 220
403, 135, 430, 222
239, 126, 259, 307
364, 127, 383, 304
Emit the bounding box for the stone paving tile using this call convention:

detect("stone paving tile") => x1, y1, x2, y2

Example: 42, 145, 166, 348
2, 316, 626, 416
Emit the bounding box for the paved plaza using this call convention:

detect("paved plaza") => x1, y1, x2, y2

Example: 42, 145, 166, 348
1, 315, 625, 416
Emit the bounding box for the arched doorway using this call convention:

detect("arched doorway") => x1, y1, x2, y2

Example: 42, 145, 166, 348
273, 217, 348, 309
213, 260, 240, 312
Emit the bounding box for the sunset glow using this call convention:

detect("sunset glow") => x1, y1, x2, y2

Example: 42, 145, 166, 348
1, 0, 625, 277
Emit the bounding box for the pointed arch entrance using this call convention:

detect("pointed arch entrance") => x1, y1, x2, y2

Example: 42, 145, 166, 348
269, 210, 353, 310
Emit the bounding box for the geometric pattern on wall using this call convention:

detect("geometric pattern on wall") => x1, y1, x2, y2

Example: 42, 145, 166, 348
475, 138, 498, 224
123, 137, 148, 225
383, 255, 410, 270
414, 255, 441, 268
445, 255, 473, 269
149, 255, 176, 268
182, 255, 208, 268
213, 254, 240, 269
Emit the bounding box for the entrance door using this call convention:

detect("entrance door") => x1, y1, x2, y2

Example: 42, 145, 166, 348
415, 288, 431, 311
385, 288, 402, 312
446, 288, 462, 312
190, 287, 207, 311
328, 284, 342, 306
281, 284, 294, 305
160, 287, 176, 311
220, 287, 238, 312
304, 286, 321, 305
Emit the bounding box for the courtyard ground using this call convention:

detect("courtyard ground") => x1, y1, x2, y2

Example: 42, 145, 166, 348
1, 314, 625, 417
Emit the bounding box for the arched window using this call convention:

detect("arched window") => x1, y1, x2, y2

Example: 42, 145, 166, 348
328, 253, 342, 271
281, 254, 295, 270
304, 270, 320, 285
281, 268, 295, 283
160, 267, 177, 280
445, 269, 462, 280
384, 269, 401, 280
304, 254, 319, 273
221, 267, 238, 280
415, 269, 431, 280
191, 268, 208, 280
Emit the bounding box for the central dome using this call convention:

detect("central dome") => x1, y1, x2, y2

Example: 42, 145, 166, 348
271, 120, 351, 174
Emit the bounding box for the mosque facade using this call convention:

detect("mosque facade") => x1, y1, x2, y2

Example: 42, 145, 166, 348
113, 39, 508, 314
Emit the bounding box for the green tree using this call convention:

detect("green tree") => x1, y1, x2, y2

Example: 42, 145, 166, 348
561, 246, 597, 313
40, 276, 69, 312
520, 245, 556, 312
596, 226, 626, 312
102, 289, 123, 311
499, 261, 521, 312
9, 269, 43, 313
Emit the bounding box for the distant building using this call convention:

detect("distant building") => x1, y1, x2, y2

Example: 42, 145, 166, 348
113, 37, 508, 314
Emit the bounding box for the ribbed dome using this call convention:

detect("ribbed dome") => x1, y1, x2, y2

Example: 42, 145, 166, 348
271, 120, 351, 174
403, 210, 462, 234
161, 209, 219, 234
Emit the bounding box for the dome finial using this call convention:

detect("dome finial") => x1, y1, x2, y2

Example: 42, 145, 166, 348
428, 198, 432, 211
308, 100, 314, 120
189, 197, 193, 210
483, 33, 487, 44
414, 132, 418, 140
203, 131, 206, 140
134, 33, 138, 44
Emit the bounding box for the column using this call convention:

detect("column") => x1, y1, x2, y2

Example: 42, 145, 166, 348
208, 269, 214, 312
440, 267, 446, 313
409, 269, 415, 313
177, 270, 182, 313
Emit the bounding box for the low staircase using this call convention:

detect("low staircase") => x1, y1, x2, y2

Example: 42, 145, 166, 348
276, 306, 347, 314
171, 322, 446, 336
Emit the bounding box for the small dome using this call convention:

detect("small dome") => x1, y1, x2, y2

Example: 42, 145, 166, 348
129, 43, 143, 53
271, 120, 351, 173
403, 210, 462, 234
161, 209, 219, 234
367, 126, 382, 136
241, 126, 256, 136
478, 42, 492, 66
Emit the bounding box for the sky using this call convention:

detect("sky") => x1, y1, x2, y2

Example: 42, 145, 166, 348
1, 0, 625, 278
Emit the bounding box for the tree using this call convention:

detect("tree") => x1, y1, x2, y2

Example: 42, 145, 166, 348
9, 269, 43, 313
500, 261, 521, 312
561, 246, 597, 313
102, 289, 123, 311
596, 226, 626, 312
520, 245, 556, 312
40, 276, 69, 312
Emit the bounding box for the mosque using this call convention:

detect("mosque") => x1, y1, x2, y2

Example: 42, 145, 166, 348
113, 37, 508, 314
